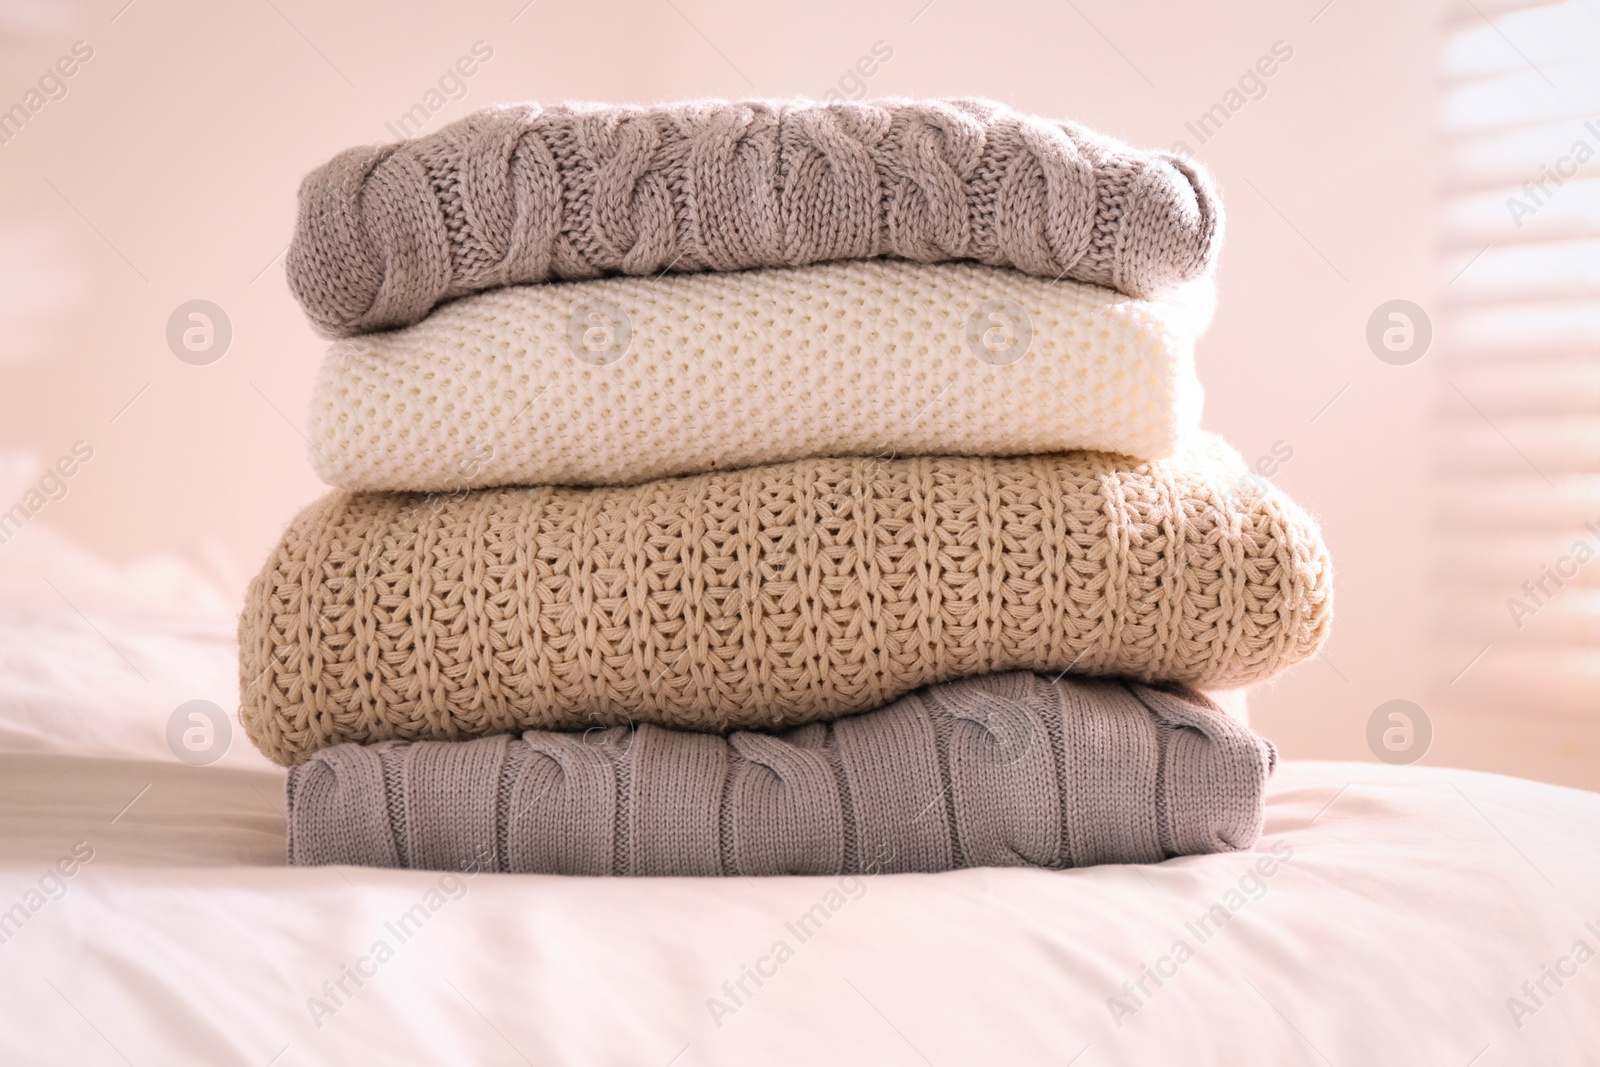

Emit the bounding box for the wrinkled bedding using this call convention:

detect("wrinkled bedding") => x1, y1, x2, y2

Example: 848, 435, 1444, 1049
2, 590, 1596, 1066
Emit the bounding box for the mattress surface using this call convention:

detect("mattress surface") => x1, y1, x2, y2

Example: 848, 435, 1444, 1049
4, 753, 1595, 1066
2, 572, 1592, 1066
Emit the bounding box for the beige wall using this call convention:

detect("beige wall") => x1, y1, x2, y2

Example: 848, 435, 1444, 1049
6, 0, 1585, 784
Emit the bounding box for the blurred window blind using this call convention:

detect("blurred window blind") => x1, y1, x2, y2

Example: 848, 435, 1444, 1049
1440, 0, 1600, 711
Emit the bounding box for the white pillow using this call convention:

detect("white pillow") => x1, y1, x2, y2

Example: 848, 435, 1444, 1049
0, 522, 274, 771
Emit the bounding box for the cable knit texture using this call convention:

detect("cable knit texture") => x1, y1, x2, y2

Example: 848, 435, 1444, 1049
285, 672, 1276, 875
309, 259, 1214, 491
287, 97, 1224, 336
240, 437, 1330, 766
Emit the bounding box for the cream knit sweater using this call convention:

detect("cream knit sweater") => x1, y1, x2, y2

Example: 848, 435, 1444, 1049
307, 259, 1213, 491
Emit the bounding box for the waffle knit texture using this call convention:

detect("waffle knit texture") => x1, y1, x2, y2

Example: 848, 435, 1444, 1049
240, 437, 1331, 766
309, 259, 1214, 491
285, 672, 1276, 875
287, 97, 1224, 337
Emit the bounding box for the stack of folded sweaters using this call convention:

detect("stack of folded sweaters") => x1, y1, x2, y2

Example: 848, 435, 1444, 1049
243, 97, 1333, 876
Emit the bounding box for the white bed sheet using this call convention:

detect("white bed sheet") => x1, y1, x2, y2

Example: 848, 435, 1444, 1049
2, 556, 1597, 1065
3, 754, 1597, 1066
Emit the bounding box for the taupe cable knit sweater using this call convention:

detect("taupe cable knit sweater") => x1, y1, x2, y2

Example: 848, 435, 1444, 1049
287, 97, 1223, 336
240, 437, 1331, 766
286, 673, 1277, 876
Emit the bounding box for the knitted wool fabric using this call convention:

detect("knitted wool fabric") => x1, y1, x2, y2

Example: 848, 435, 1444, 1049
239, 438, 1331, 766
309, 259, 1214, 491
287, 97, 1223, 336
285, 673, 1277, 876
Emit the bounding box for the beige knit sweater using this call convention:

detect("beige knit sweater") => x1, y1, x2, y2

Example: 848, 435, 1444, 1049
239, 438, 1331, 766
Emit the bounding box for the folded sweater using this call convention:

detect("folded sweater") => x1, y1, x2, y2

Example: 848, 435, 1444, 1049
287, 97, 1223, 336
309, 259, 1214, 491
240, 439, 1331, 766
286, 672, 1276, 876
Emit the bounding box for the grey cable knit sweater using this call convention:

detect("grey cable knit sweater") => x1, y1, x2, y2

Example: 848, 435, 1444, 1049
285, 673, 1276, 876
287, 97, 1224, 336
